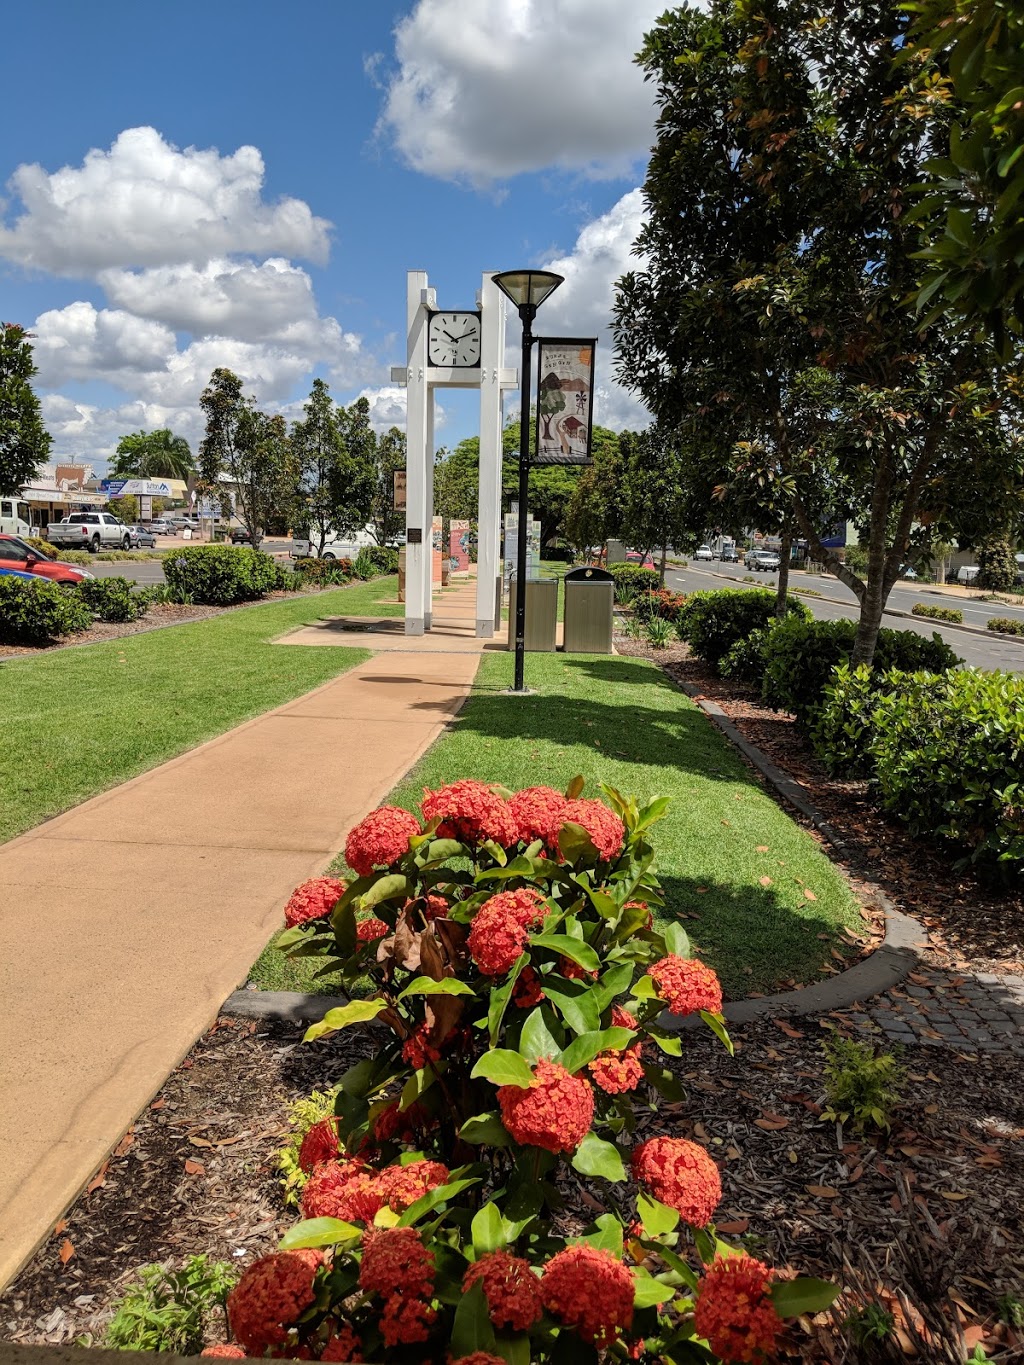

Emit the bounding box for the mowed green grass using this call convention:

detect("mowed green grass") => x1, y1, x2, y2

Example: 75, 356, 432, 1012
251, 649, 862, 998
0, 579, 402, 843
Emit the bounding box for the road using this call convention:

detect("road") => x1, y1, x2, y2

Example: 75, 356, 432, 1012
663, 562, 1024, 673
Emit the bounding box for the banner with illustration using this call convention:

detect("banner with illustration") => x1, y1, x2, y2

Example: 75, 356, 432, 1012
534, 338, 597, 465
431, 515, 443, 584
449, 519, 471, 572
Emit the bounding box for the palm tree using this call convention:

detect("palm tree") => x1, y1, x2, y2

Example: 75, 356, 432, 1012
111, 429, 194, 481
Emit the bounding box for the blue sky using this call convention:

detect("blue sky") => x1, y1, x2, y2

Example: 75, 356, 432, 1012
0, 0, 664, 472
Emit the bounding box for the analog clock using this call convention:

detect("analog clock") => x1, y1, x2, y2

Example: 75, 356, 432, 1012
427, 310, 482, 367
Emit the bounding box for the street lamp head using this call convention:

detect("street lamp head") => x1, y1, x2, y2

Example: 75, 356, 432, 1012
491, 269, 564, 319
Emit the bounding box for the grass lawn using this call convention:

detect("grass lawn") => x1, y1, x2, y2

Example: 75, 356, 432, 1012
0, 578, 402, 844
251, 649, 862, 998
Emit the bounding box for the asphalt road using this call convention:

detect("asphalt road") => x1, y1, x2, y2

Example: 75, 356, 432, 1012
663, 562, 1024, 673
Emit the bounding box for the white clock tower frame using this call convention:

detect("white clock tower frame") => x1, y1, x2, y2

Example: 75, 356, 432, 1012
390, 270, 518, 636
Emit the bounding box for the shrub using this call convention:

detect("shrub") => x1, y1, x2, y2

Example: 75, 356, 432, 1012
868, 668, 1024, 873
25, 536, 59, 558
821, 1034, 903, 1132
988, 616, 1024, 636
0, 577, 92, 644
679, 589, 811, 672
244, 778, 837, 1362
632, 588, 687, 624
355, 545, 399, 576
718, 626, 771, 684
57, 550, 94, 566
977, 539, 1019, 592
162, 545, 279, 605
811, 664, 884, 777
761, 616, 961, 723
104, 1255, 237, 1354
296, 557, 353, 586
912, 602, 963, 623
608, 561, 659, 600
74, 576, 149, 623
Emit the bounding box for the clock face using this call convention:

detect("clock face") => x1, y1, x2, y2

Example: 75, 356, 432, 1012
428, 311, 481, 367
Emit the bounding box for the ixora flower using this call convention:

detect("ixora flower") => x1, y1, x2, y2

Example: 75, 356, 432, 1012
345, 805, 421, 877
227, 1250, 322, 1355
355, 915, 389, 943
648, 954, 723, 1017
450, 1355, 506, 1365
283, 876, 346, 928
359, 1227, 436, 1348
693, 1254, 783, 1363
497, 1058, 594, 1154
372, 1099, 431, 1144
401, 1021, 445, 1070
297, 1116, 341, 1174
588, 1046, 644, 1094
560, 797, 625, 861
319, 1324, 362, 1361
541, 1244, 635, 1347
632, 1136, 722, 1226
420, 779, 518, 847
508, 785, 568, 846
373, 1158, 449, 1212
200, 1347, 246, 1358
468, 887, 546, 976
301, 1157, 377, 1221
463, 1249, 544, 1332
611, 1004, 638, 1030
512, 964, 545, 1008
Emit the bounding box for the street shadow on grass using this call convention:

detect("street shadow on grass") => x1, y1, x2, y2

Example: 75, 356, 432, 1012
658, 872, 855, 997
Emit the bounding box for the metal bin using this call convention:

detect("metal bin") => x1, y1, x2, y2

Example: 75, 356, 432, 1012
563, 565, 614, 653
507, 576, 558, 652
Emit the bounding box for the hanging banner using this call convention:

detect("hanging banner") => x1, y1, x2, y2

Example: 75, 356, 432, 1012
431, 515, 444, 584
393, 470, 407, 511
534, 338, 597, 465
450, 519, 470, 572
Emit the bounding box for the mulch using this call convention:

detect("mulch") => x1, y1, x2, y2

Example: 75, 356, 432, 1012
0, 603, 223, 658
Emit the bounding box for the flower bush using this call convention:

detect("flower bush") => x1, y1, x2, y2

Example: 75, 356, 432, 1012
238, 776, 836, 1362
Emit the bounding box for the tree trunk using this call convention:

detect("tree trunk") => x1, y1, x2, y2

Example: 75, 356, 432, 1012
659, 543, 668, 587
774, 530, 792, 618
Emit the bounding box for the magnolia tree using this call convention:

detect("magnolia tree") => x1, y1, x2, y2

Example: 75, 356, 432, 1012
217, 780, 836, 1364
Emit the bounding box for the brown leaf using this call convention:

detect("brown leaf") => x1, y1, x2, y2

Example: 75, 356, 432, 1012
805, 1184, 841, 1199
773, 1019, 805, 1039
189, 1136, 214, 1148
803, 888, 817, 902
184, 1159, 206, 1176
716, 1219, 750, 1235
759, 876, 773, 887
149, 1097, 166, 1110
53, 1219, 68, 1236
86, 1161, 109, 1194
754, 1117, 790, 1131
113, 1128, 135, 1157
58, 1239, 75, 1265
755, 845, 769, 852
938, 1190, 970, 1201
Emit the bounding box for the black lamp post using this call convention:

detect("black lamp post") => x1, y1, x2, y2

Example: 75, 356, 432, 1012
491, 269, 564, 692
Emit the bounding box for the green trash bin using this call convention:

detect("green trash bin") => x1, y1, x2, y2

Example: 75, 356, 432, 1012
563, 565, 614, 653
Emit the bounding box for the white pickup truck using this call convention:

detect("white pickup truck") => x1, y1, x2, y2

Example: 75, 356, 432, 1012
47, 512, 133, 552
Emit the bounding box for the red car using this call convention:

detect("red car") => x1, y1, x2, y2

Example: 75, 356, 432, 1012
0, 535, 93, 583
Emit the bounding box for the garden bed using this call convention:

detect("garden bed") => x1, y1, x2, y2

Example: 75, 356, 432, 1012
2, 1012, 1021, 1360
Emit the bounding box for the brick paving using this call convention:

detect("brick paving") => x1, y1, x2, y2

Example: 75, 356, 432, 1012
854, 967, 1024, 1052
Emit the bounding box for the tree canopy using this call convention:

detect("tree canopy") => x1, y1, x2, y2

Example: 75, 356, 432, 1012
111, 428, 194, 481
0, 323, 50, 497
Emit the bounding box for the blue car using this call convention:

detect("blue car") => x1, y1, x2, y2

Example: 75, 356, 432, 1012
0, 566, 36, 580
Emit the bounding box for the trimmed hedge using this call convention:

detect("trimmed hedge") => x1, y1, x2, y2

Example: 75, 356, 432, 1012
679, 589, 811, 671
988, 616, 1024, 637
162, 545, 279, 605
354, 545, 399, 577
0, 577, 92, 643
25, 537, 59, 558
811, 663, 886, 778
295, 557, 354, 586
74, 576, 149, 623
912, 602, 963, 623
608, 562, 659, 601
760, 615, 961, 723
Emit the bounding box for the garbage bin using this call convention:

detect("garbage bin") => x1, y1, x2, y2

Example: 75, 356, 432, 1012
507, 575, 558, 652
563, 565, 614, 653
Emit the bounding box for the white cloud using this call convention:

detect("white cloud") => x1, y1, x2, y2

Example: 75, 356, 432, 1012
0, 127, 331, 274
40, 393, 204, 463
378, 0, 664, 184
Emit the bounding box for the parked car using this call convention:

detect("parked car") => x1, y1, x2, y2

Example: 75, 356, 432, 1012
125, 524, 156, 549
957, 565, 980, 585
625, 550, 657, 567
46, 512, 131, 552
744, 548, 781, 571
0, 534, 94, 582
148, 518, 174, 535
0, 565, 37, 580
694, 544, 714, 562
230, 526, 257, 544
719, 545, 740, 562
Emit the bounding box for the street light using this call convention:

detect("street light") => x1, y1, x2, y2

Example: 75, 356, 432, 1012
492, 268, 564, 692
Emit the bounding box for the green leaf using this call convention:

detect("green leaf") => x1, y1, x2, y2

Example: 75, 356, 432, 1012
360, 873, 409, 909
632, 1267, 677, 1308
279, 1217, 360, 1249
594, 962, 635, 1011
471, 1049, 535, 1088
471, 1202, 506, 1256
648, 1030, 683, 1057
558, 821, 599, 864
566, 774, 586, 800
587, 888, 620, 919
520, 1007, 562, 1064
571, 1132, 626, 1182
560, 1027, 635, 1075
450, 1280, 497, 1358
663, 922, 691, 958
531, 933, 600, 973
493, 1335, 531, 1365
396, 1177, 480, 1228
643, 1063, 687, 1103
420, 838, 466, 863
575, 1213, 624, 1257
331, 897, 357, 959
543, 977, 601, 1034
769, 1278, 840, 1317
275, 924, 312, 951
637, 1192, 679, 1237
631, 974, 658, 999
488, 954, 525, 1045
699, 1010, 734, 1056
398, 976, 476, 999
635, 796, 671, 832
459, 1112, 512, 1146
303, 997, 388, 1042
400, 1065, 438, 1111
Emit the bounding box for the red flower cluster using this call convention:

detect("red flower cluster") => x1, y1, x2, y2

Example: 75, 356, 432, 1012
422, 892, 449, 921
301, 1157, 377, 1222
200, 1346, 246, 1358
561, 798, 625, 861
297, 1117, 340, 1174
227, 1250, 321, 1355
355, 916, 389, 943
463, 1250, 543, 1332
588, 1046, 644, 1094
468, 888, 546, 976
421, 780, 518, 847
319, 1324, 362, 1361
374, 1158, 449, 1212
631, 1136, 722, 1226
497, 1059, 594, 1153
560, 956, 597, 981
611, 1004, 637, 1030
693, 1255, 782, 1363
541, 1244, 635, 1347
344, 806, 420, 877
373, 1099, 430, 1144
283, 877, 346, 929
508, 785, 567, 846
647, 955, 723, 1016
359, 1228, 436, 1347
450, 1356, 506, 1365
512, 965, 545, 1008
401, 1022, 443, 1070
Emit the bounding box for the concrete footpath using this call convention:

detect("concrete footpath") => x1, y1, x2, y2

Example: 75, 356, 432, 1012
0, 577, 487, 1289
